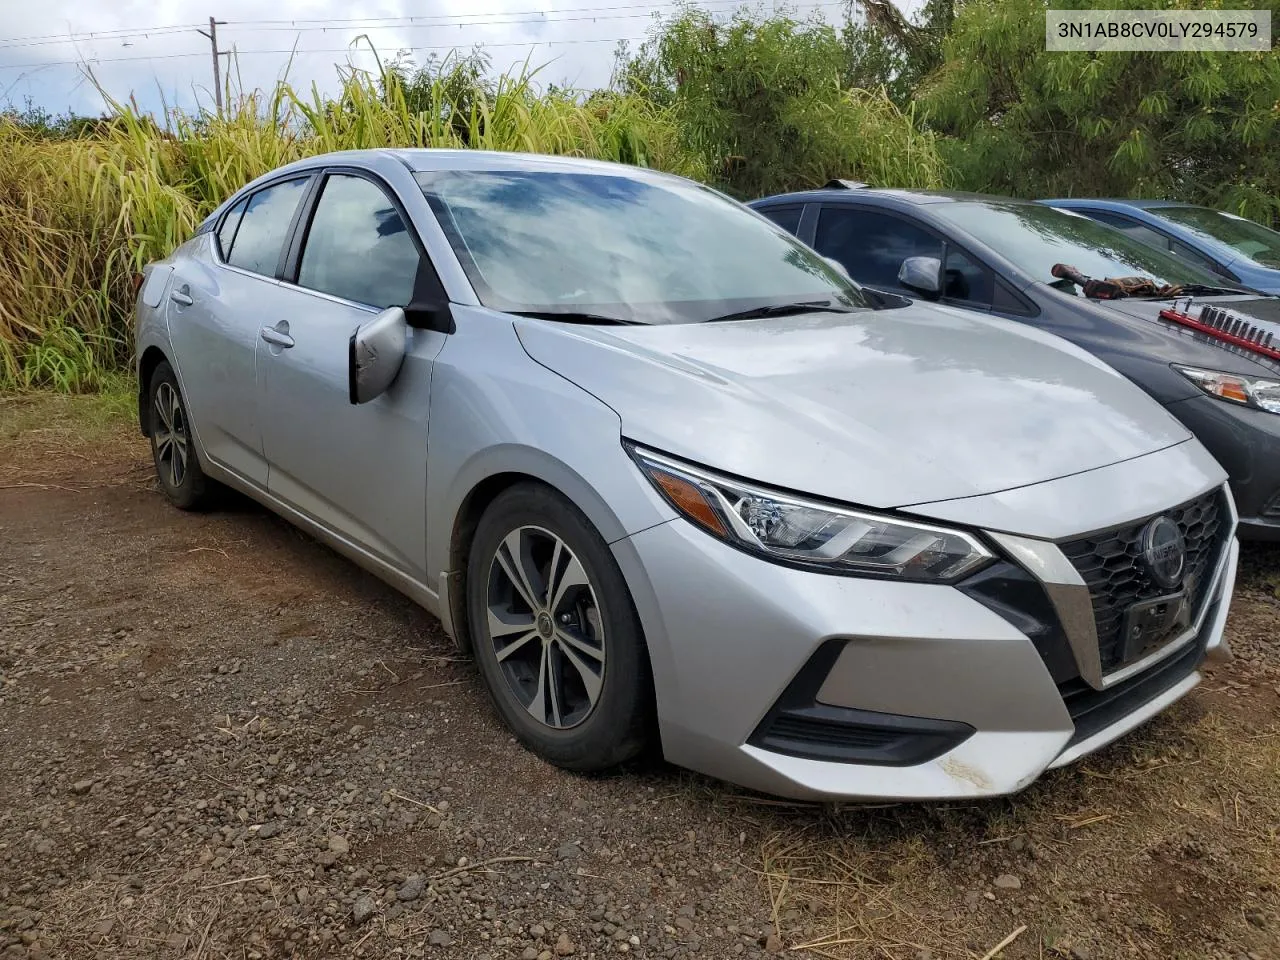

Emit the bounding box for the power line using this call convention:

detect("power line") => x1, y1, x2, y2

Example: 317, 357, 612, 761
0, 0, 804, 50
0, 36, 654, 71
221, 4, 844, 36
0, 1, 709, 49
221, 0, 760, 28
0, 0, 845, 73
0, 24, 203, 48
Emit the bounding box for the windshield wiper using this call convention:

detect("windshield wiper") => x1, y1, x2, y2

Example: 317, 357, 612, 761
509, 310, 641, 326
705, 300, 856, 323
1167, 283, 1246, 297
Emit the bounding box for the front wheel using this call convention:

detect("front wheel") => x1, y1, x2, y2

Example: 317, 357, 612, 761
466, 483, 653, 771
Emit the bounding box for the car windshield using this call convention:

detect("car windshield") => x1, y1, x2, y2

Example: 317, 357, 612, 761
1151, 206, 1280, 268
416, 169, 869, 324
932, 200, 1228, 295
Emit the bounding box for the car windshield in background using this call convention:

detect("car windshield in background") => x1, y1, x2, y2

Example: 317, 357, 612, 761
933, 200, 1228, 295
416, 169, 868, 324
1152, 206, 1280, 268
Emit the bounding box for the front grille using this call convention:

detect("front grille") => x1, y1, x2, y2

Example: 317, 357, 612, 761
1263, 490, 1280, 520
1058, 633, 1207, 746
1059, 490, 1227, 673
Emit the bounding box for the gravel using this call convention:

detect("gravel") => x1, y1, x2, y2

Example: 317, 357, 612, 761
396, 877, 425, 901
0, 440, 791, 959
4, 397, 1280, 960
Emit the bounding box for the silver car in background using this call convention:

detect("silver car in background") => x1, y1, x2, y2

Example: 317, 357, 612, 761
135, 150, 1237, 800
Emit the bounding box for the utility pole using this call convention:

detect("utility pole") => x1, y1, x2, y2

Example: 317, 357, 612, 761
196, 15, 228, 115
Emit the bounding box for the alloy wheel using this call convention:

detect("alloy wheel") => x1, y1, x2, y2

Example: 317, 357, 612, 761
485, 525, 606, 729
153, 381, 189, 489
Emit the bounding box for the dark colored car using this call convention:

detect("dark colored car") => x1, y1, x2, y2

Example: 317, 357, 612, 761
1042, 198, 1280, 296
750, 185, 1280, 539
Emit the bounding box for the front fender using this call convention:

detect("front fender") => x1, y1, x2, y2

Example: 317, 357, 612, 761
423, 305, 676, 585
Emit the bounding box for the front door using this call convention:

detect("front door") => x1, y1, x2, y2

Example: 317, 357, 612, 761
258, 172, 447, 578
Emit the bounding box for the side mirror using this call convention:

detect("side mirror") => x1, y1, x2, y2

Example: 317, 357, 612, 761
404, 300, 455, 334
898, 256, 942, 298
348, 306, 407, 405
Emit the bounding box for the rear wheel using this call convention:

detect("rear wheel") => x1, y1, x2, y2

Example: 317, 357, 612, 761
467, 483, 653, 771
148, 361, 214, 510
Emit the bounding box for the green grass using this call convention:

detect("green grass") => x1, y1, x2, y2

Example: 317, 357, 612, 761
0, 375, 136, 443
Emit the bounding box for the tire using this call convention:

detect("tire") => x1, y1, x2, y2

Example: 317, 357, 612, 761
466, 483, 653, 771
147, 360, 214, 511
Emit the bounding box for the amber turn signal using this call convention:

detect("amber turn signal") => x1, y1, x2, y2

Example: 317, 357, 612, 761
649, 468, 729, 537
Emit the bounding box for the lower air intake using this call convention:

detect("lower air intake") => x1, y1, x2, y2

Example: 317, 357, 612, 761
749, 641, 975, 766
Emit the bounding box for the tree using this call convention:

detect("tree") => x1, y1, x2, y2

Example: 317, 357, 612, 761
919, 0, 1280, 222
613, 5, 944, 198
0, 98, 102, 140
841, 0, 958, 107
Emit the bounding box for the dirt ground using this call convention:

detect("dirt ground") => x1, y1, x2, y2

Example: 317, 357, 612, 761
2, 392, 1279, 960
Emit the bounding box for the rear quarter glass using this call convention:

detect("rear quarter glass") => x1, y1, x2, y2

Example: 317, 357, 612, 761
140, 265, 173, 308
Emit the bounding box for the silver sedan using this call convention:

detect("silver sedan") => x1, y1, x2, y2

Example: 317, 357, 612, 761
135, 150, 1237, 800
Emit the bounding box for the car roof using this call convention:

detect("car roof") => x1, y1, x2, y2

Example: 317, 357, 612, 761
272, 148, 668, 178
200, 148, 696, 237
1043, 197, 1198, 212
752, 186, 1032, 207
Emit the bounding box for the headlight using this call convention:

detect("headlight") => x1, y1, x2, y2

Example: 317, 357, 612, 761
627, 445, 993, 582
1174, 365, 1280, 414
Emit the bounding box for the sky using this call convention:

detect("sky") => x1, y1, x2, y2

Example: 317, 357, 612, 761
0, 0, 885, 119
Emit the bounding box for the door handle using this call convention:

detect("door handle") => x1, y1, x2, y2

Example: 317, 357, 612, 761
260, 326, 295, 348
170, 289, 193, 306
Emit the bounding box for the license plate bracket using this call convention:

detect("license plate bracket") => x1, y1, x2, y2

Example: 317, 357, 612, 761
1119, 591, 1191, 664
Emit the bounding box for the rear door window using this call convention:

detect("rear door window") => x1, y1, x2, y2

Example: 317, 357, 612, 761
759, 205, 803, 236
217, 196, 249, 261
226, 178, 309, 278
1082, 211, 1172, 251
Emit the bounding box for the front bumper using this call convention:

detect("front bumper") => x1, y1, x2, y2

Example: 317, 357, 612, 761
1163, 393, 1280, 540
612, 458, 1237, 802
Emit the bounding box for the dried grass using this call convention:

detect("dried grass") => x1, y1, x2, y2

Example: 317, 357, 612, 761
0, 62, 703, 392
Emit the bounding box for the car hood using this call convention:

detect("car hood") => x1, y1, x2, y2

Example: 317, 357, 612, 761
514, 303, 1192, 509
1099, 293, 1280, 377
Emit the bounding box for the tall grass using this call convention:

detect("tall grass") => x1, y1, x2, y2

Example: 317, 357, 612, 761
0, 61, 705, 392
0, 131, 132, 390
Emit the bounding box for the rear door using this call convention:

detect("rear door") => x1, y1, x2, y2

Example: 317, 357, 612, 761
258, 169, 449, 576
167, 176, 312, 487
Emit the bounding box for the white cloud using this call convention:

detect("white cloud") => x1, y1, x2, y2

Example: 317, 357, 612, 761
0, 0, 874, 117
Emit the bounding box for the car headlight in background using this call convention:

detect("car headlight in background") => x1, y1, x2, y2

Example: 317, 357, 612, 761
627, 445, 993, 582
1173, 365, 1280, 414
